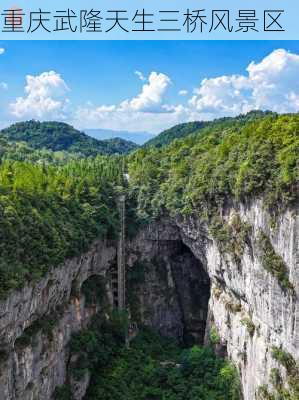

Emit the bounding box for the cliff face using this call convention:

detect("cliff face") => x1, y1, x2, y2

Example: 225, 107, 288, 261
0, 200, 297, 400
176, 200, 298, 400
0, 240, 116, 400
126, 219, 210, 344
125, 200, 298, 399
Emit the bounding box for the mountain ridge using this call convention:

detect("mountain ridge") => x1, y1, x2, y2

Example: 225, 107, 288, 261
85, 128, 154, 145
143, 110, 276, 149
0, 120, 138, 156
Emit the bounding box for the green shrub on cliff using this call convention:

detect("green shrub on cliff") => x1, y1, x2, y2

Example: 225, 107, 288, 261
258, 347, 299, 400
257, 231, 294, 292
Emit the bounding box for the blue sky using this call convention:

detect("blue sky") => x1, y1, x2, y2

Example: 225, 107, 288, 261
0, 41, 299, 133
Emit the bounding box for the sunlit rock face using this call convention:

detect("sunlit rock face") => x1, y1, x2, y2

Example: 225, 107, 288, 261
126, 200, 298, 400
176, 200, 298, 400
0, 240, 116, 400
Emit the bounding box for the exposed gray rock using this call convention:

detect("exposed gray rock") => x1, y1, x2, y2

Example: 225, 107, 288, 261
0, 200, 297, 400
176, 200, 298, 400
0, 240, 116, 400
126, 220, 210, 344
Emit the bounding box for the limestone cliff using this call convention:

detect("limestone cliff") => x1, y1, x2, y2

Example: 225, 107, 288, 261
0, 240, 116, 400
126, 219, 210, 344
124, 199, 298, 399
0, 200, 297, 400
176, 200, 298, 400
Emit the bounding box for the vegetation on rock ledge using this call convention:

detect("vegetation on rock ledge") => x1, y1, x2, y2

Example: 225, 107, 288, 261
58, 313, 241, 400
257, 231, 294, 293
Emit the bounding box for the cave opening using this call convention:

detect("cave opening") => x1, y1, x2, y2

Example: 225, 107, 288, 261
169, 240, 211, 346
125, 236, 211, 347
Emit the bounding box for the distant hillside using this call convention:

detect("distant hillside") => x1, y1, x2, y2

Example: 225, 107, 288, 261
85, 128, 155, 145
144, 111, 275, 148
144, 121, 205, 148
1, 121, 138, 156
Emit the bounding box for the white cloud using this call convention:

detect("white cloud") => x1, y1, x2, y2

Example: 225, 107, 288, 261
76, 49, 299, 133
0, 82, 8, 90
179, 90, 188, 96
247, 49, 299, 112
0, 48, 5, 55
120, 71, 171, 113
75, 103, 187, 133
7, 49, 299, 133
189, 75, 251, 115
189, 49, 299, 117
10, 71, 70, 120
73, 71, 175, 132
135, 70, 146, 81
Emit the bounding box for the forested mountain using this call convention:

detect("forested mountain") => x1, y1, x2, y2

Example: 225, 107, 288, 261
144, 121, 206, 148
0, 112, 297, 299
144, 110, 275, 148
0, 111, 298, 400
0, 135, 81, 164
130, 113, 298, 218
0, 156, 124, 297
85, 128, 154, 145
1, 121, 138, 156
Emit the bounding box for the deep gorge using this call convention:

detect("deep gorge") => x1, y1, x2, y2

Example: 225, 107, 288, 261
0, 199, 297, 400
0, 113, 298, 400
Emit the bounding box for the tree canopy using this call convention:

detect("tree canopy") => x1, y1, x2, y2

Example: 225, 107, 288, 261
0, 112, 297, 298
129, 113, 298, 219
1, 121, 138, 157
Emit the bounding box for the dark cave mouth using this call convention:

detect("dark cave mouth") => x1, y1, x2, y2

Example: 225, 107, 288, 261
172, 241, 211, 346
125, 238, 211, 347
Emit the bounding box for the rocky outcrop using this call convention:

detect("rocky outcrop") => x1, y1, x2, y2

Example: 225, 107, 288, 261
125, 199, 298, 399
0, 240, 116, 400
0, 200, 297, 400
176, 200, 298, 400
126, 219, 210, 344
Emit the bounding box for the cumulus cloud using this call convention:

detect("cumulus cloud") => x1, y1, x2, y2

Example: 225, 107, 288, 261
8, 49, 299, 133
247, 49, 299, 112
189, 49, 299, 117
179, 90, 188, 96
189, 75, 251, 115
120, 71, 171, 113
73, 71, 175, 132
75, 49, 299, 132
75, 102, 187, 133
10, 71, 70, 120
135, 70, 146, 81
0, 48, 5, 55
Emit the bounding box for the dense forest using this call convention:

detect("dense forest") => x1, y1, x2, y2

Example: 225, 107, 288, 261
0, 112, 298, 298
54, 313, 240, 400
129, 113, 298, 220
0, 156, 124, 297
144, 110, 274, 148
0, 111, 298, 400
0, 135, 81, 164
1, 121, 138, 157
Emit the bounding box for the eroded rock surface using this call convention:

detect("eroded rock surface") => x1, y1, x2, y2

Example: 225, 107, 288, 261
0, 200, 297, 400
